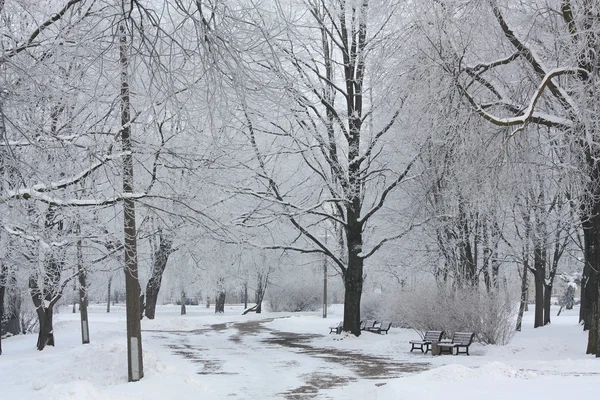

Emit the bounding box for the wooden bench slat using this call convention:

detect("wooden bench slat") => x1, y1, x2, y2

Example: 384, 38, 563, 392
410, 331, 474, 355
409, 330, 444, 353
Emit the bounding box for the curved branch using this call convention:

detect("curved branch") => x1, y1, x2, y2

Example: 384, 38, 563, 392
458, 67, 582, 129
359, 153, 418, 224
0, 0, 86, 62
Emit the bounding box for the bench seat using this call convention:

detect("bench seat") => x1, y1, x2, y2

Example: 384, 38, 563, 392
438, 332, 475, 355
329, 321, 343, 334
366, 321, 392, 334
409, 330, 444, 353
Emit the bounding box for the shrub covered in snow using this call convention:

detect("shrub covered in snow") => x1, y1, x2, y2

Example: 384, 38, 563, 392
267, 277, 323, 312
364, 284, 517, 345
359, 292, 382, 321
559, 282, 577, 310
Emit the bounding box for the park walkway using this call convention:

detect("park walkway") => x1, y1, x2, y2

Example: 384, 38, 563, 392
146, 318, 429, 399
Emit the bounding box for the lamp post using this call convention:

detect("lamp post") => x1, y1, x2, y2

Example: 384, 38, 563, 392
323, 229, 327, 318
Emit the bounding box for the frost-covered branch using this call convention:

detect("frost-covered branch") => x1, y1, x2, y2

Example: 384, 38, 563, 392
465, 51, 522, 75
457, 67, 581, 129
353, 110, 400, 168
237, 188, 348, 227
0, 152, 146, 206
359, 153, 418, 224
0, 0, 86, 62
490, 2, 579, 117
243, 107, 346, 272
2, 225, 69, 248
360, 217, 433, 260
3, 191, 146, 207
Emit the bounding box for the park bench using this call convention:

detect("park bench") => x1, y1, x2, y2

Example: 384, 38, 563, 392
361, 320, 377, 331
367, 321, 392, 334
437, 332, 475, 355
329, 321, 343, 334
409, 330, 444, 353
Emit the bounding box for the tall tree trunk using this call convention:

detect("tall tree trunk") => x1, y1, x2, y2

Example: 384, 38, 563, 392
543, 283, 552, 326
5, 279, 21, 336
491, 221, 501, 288
215, 290, 225, 313
323, 248, 328, 319
144, 231, 173, 320
482, 220, 492, 291
533, 244, 545, 328
35, 306, 55, 351
0, 266, 5, 355
342, 204, 363, 336
243, 282, 248, 310
516, 262, 529, 332
255, 273, 267, 314
544, 215, 567, 326
77, 235, 90, 344
107, 276, 112, 313
582, 211, 600, 355
457, 200, 477, 286
596, 289, 600, 357
180, 290, 186, 315
120, 16, 143, 381
29, 277, 58, 351
29, 247, 65, 351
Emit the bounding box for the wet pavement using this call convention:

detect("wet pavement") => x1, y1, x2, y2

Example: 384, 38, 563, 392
146, 318, 430, 398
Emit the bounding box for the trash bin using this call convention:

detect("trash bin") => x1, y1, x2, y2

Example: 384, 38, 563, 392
431, 340, 441, 356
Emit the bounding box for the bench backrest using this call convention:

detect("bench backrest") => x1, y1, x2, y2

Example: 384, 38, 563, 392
364, 320, 377, 328
423, 330, 443, 341
380, 321, 392, 330
452, 332, 475, 345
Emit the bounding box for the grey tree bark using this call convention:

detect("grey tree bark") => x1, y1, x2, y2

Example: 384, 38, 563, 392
119, 14, 144, 381
144, 230, 174, 320
0, 264, 5, 355
77, 232, 90, 344
180, 290, 186, 315
451, 0, 600, 355
107, 276, 112, 313
214, 276, 226, 313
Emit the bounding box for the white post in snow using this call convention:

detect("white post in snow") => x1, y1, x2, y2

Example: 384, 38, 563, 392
130, 337, 141, 381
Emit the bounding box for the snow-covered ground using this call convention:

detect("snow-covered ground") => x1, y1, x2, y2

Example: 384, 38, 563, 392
1, 303, 597, 399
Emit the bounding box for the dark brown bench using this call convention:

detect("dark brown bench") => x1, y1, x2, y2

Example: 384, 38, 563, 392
329, 321, 343, 334
438, 332, 475, 355
367, 321, 392, 334
409, 330, 444, 353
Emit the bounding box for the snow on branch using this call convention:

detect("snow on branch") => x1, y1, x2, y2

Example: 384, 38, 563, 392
0, 0, 86, 62
0, 151, 147, 206
236, 188, 348, 227
353, 109, 400, 168
243, 107, 346, 273
465, 51, 522, 75
359, 217, 433, 260
12, 191, 147, 207
358, 153, 418, 225
3, 225, 69, 248
490, 3, 579, 117
458, 67, 581, 129
0, 133, 108, 149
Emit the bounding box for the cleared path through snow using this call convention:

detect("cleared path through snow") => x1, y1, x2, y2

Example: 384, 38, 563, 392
145, 317, 430, 399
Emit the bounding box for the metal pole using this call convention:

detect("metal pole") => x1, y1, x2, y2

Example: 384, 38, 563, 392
323, 229, 327, 318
